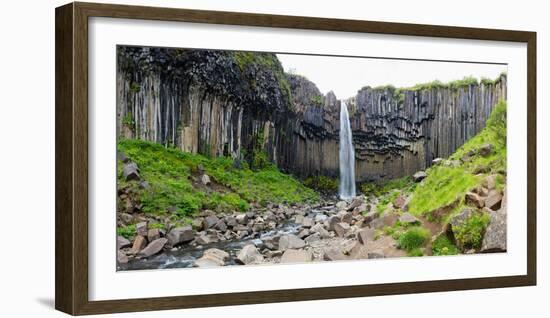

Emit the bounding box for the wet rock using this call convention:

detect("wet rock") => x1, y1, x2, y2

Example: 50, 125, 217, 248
117, 250, 129, 264
465, 192, 485, 208
478, 144, 494, 157
138, 238, 168, 258
130, 235, 147, 254
202, 215, 219, 229
280, 249, 313, 263
334, 222, 351, 237
200, 174, 211, 186
412, 171, 427, 182
398, 213, 420, 225
195, 233, 216, 245
123, 162, 140, 181
147, 228, 160, 241
135, 222, 148, 236
117, 236, 131, 249
195, 248, 230, 267
278, 234, 306, 251
166, 225, 194, 246
357, 228, 376, 245
237, 244, 264, 265
484, 190, 503, 210
314, 213, 328, 223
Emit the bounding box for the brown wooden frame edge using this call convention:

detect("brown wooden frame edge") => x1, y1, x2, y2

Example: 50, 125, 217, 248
55, 2, 537, 315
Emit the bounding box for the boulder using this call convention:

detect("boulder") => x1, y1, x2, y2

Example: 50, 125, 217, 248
432, 158, 444, 165
294, 215, 304, 224
117, 236, 131, 249
236, 214, 248, 225
465, 192, 485, 208
352, 203, 369, 215
166, 225, 194, 246
393, 195, 408, 209
117, 250, 129, 264
192, 218, 204, 231
225, 216, 238, 227
398, 213, 420, 225
135, 222, 148, 237
327, 215, 341, 231
336, 211, 352, 224
347, 197, 364, 211
119, 213, 134, 225
478, 144, 494, 157
336, 201, 348, 210
301, 217, 314, 228
297, 228, 310, 239
278, 234, 306, 251
147, 228, 161, 242
363, 211, 378, 225
200, 174, 211, 186
129, 235, 147, 254
334, 222, 351, 238
195, 248, 230, 267
481, 209, 507, 253
237, 244, 264, 265
138, 238, 168, 258
323, 247, 350, 261
357, 228, 376, 245
195, 233, 215, 245
412, 171, 427, 182
280, 249, 313, 263
304, 233, 321, 243
483, 174, 498, 190
310, 223, 331, 238
202, 215, 219, 229
123, 162, 140, 181
214, 220, 228, 232
484, 190, 503, 210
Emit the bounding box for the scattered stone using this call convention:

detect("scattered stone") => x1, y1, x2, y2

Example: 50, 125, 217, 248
484, 190, 503, 210
432, 158, 444, 165
147, 228, 160, 242
473, 165, 490, 174
237, 244, 264, 265
138, 238, 168, 258
202, 215, 219, 229
117, 250, 129, 264
117, 236, 131, 249
130, 235, 147, 254
200, 174, 211, 186
310, 223, 331, 238
398, 213, 420, 225
192, 218, 204, 231
393, 195, 407, 209
278, 234, 306, 251
166, 225, 194, 246
117, 151, 130, 163
357, 228, 376, 245
304, 232, 321, 243
280, 249, 313, 263
195, 233, 215, 245
478, 144, 494, 157
123, 162, 140, 181
236, 214, 248, 225
214, 220, 228, 232
135, 222, 148, 236
196, 248, 230, 267
139, 180, 150, 190
301, 217, 314, 228
334, 222, 351, 237
119, 213, 134, 225
352, 203, 369, 215
412, 171, 427, 182
465, 192, 485, 208
483, 174, 498, 190
336, 201, 348, 210
323, 247, 350, 261
294, 215, 304, 224
347, 197, 364, 211
225, 216, 237, 227
327, 215, 341, 231
363, 211, 378, 225
297, 228, 310, 239
314, 213, 328, 223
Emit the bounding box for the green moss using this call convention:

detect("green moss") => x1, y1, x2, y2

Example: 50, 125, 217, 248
407, 248, 424, 257
117, 139, 319, 218
122, 113, 135, 130
303, 175, 339, 194
397, 227, 430, 252
361, 176, 414, 197
117, 224, 136, 239
453, 212, 490, 249
432, 234, 459, 256
310, 95, 323, 106
129, 82, 141, 93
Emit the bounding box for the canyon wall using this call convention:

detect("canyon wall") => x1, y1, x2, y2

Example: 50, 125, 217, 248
117, 47, 507, 182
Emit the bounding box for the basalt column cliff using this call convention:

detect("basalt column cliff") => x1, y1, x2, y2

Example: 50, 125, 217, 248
117, 47, 506, 181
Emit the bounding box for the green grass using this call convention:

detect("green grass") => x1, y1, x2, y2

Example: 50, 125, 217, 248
117, 224, 136, 239
303, 175, 339, 194
117, 139, 319, 218
432, 235, 459, 256
407, 100, 507, 221
361, 176, 415, 197
453, 212, 490, 249
397, 227, 430, 252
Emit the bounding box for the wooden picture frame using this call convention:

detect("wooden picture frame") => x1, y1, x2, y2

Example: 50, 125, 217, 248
55, 2, 537, 315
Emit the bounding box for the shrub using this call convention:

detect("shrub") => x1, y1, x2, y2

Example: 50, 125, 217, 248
304, 175, 339, 193
453, 213, 491, 249
432, 234, 459, 256
116, 224, 136, 239
398, 227, 430, 252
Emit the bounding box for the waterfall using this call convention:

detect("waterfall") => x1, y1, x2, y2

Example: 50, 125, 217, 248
339, 101, 356, 199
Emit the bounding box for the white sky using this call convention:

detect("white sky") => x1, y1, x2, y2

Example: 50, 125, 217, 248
277, 54, 507, 100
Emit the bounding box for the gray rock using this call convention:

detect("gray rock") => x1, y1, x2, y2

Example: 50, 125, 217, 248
363, 211, 378, 225
119, 213, 134, 225
117, 250, 129, 264
147, 228, 160, 242
225, 216, 237, 227
478, 144, 494, 157
117, 236, 131, 249
192, 218, 204, 231
483, 174, 498, 190
297, 228, 310, 239
117, 151, 130, 163
129, 235, 147, 254
123, 162, 140, 181
336, 201, 348, 210
357, 228, 376, 245
448, 208, 475, 229
202, 215, 219, 229
237, 244, 264, 265
347, 197, 364, 211
135, 222, 148, 236
334, 222, 351, 237
195, 248, 230, 267
200, 174, 211, 186
304, 232, 321, 243
432, 158, 444, 165
278, 234, 306, 251
393, 195, 408, 209
323, 247, 350, 261
301, 217, 314, 228
310, 223, 331, 238
166, 225, 194, 246
398, 213, 420, 225
465, 192, 485, 208
327, 215, 341, 231
412, 171, 427, 182
214, 220, 228, 232
138, 238, 168, 258
236, 214, 248, 225
336, 210, 352, 224
280, 249, 313, 263
485, 190, 503, 210
139, 180, 150, 190
481, 209, 507, 253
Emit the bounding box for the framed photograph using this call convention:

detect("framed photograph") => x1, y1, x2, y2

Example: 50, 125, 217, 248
55, 2, 536, 315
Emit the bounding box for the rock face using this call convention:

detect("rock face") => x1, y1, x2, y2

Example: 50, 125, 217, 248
117, 46, 507, 181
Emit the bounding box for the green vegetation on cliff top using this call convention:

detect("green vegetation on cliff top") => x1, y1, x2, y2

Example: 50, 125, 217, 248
117, 139, 319, 218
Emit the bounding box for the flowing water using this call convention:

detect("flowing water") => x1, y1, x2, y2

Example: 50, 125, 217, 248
339, 101, 356, 199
